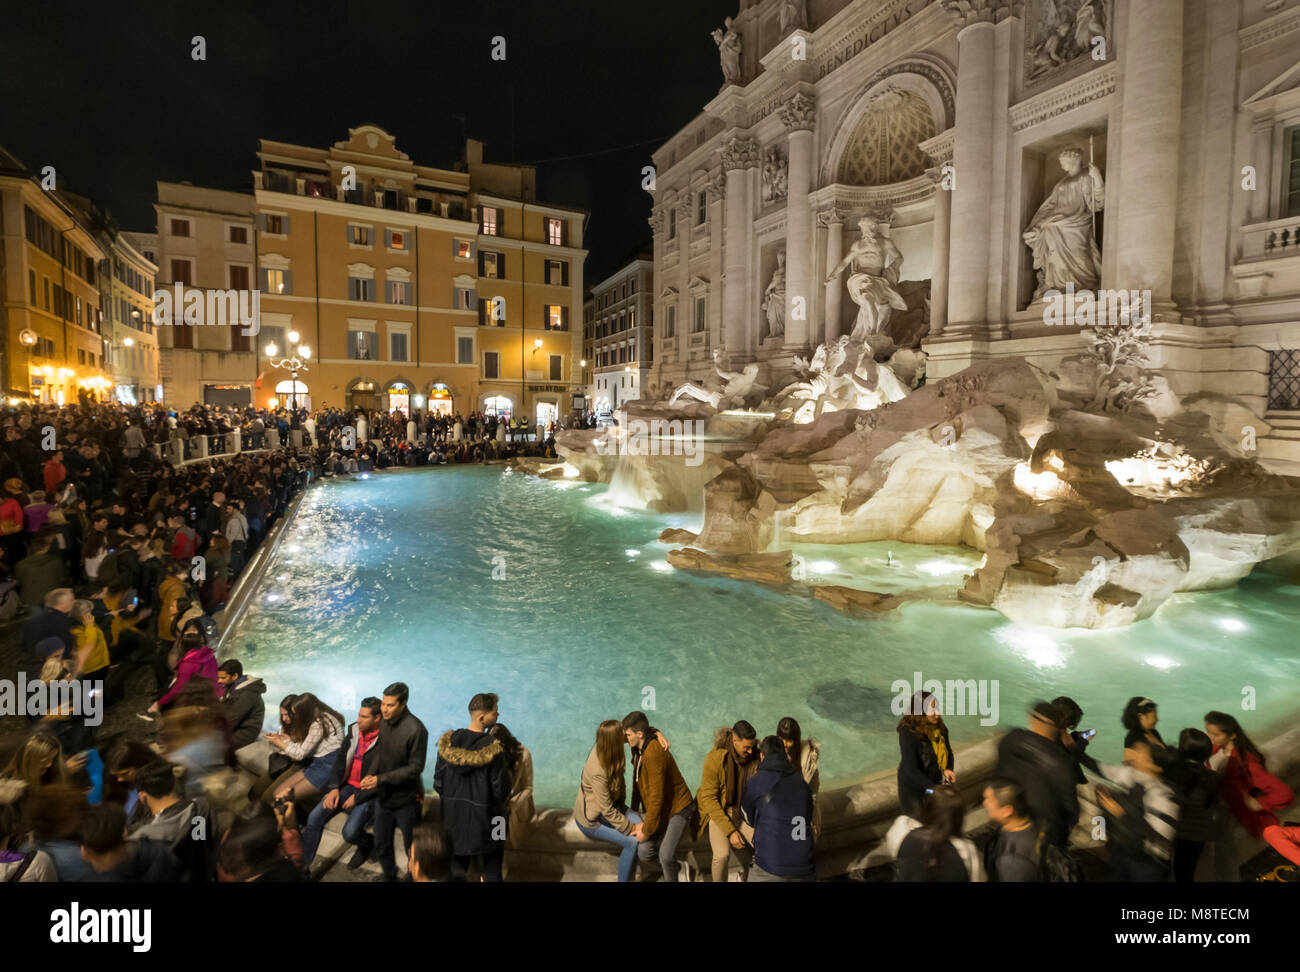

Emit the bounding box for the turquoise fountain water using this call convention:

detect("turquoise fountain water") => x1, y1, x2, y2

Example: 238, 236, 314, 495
225, 466, 1300, 807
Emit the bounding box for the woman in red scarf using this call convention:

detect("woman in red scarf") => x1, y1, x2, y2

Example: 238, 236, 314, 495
1204, 711, 1300, 867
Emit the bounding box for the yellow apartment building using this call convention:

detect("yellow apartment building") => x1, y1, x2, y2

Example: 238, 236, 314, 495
251, 126, 586, 425
0, 146, 110, 403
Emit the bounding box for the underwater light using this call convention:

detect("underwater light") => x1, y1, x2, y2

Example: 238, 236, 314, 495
1217, 618, 1246, 633
625, 549, 641, 557
650, 560, 673, 572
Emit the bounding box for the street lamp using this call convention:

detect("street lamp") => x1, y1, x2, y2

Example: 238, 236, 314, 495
266, 330, 311, 425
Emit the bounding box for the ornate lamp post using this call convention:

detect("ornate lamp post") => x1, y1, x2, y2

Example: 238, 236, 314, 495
265, 330, 311, 428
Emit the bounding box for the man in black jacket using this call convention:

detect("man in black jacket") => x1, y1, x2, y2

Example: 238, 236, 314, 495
361, 682, 428, 881
302, 697, 383, 874
994, 701, 1080, 851
216, 659, 266, 755
433, 692, 512, 882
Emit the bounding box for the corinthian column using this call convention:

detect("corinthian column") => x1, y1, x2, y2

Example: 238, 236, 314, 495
779, 93, 816, 355
1112, 0, 1183, 317
818, 207, 846, 342
927, 168, 952, 337
940, 0, 1009, 335
720, 134, 759, 361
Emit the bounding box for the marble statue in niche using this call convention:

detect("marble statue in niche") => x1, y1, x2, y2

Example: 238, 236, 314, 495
1026, 0, 1109, 82
1023, 147, 1105, 299
762, 147, 788, 204
779, 0, 808, 34
825, 215, 907, 341
762, 251, 787, 341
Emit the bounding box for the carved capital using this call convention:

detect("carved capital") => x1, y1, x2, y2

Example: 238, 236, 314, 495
941, 0, 1019, 30
648, 209, 665, 234
778, 93, 816, 132
816, 204, 849, 228
720, 135, 760, 171
706, 171, 727, 201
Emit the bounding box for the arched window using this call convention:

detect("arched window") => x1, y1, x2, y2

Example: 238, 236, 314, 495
483, 395, 512, 419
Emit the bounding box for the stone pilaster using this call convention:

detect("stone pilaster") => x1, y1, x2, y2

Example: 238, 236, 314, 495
779, 93, 816, 355
721, 135, 759, 362
818, 206, 847, 342
1112, 0, 1184, 319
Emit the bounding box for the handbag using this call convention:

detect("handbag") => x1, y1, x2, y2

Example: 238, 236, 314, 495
266, 751, 296, 779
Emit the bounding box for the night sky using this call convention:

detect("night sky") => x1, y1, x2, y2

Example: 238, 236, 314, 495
1, 0, 735, 282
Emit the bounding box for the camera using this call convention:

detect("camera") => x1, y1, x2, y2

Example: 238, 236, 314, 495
273, 787, 295, 813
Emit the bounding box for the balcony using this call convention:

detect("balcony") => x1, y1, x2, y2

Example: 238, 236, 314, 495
255, 171, 469, 221
1235, 213, 1300, 299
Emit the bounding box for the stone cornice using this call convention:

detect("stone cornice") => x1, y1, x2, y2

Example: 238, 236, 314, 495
809, 174, 936, 214
1009, 63, 1117, 133
919, 127, 956, 165
778, 93, 817, 132
1241, 4, 1300, 53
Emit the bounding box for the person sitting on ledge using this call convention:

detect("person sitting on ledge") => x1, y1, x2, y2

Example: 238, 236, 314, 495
574, 719, 645, 882
623, 709, 695, 883
696, 719, 758, 884
300, 696, 383, 877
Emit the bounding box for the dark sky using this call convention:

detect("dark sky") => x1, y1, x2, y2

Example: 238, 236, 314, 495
0, 0, 735, 283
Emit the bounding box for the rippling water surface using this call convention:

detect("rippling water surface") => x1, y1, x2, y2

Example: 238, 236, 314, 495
225, 466, 1300, 806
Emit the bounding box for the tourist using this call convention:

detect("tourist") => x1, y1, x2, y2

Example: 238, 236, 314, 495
778, 716, 822, 839
128, 761, 214, 882
368, 682, 429, 882
0, 787, 56, 882
216, 801, 304, 883
16, 530, 67, 613
0, 478, 28, 566
301, 697, 383, 875
896, 690, 955, 819
407, 822, 451, 882
623, 710, 695, 882
14, 783, 89, 881
490, 723, 535, 848
75, 802, 182, 882
1121, 696, 1166, 755
216, 659, 267, 756
20, 588, 75, 675
148, 628, 217, 715
1053, 695, 1096, 783
154, 558, 191, 667
434, 692, 512, 881
69, 598, 110, 685
1092, 738, 1179, 882
894, 787, 985, 882
1204, 710, 1300, 872
696, 719, 759, 883
1168, 728, 1221, 883
249, 695, 300, 802
981, 780, 1041, 882
742, 735, 816, 882
263, 692, 346, 805
574, 719, 644, 882
994, 700, 1079, 852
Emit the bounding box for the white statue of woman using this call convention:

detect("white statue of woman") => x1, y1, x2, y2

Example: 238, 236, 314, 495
762, 252, 787, 340
711, 17, 742, 84
1023, 147, 1104, 299
825, 216, 907, 341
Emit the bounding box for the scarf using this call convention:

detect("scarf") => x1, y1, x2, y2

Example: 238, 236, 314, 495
722, 746, 754, 829
923, 722, 949, 772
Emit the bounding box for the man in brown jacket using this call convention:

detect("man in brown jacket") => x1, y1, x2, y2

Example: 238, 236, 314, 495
697, 720, 759, 883
623, 710, 694, 882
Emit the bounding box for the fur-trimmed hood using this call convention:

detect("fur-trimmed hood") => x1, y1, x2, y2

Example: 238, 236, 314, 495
437, 729, 503, 767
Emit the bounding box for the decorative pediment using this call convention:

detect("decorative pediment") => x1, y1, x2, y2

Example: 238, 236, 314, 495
1242, 60, 1300, 116
347, 262, 376, 277
453, 273, 477, 288
659, 285, 679, 300
687, 275, 711, 295
259, 253, 290, 269
334, 124, 409, 161
385, 266, 411, 282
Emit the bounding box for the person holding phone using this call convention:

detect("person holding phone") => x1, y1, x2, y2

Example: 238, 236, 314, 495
896, 691, 955, 820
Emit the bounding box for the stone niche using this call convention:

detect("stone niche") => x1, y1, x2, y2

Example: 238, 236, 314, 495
758, 240, 787, 345
1016, 126, 1109, 312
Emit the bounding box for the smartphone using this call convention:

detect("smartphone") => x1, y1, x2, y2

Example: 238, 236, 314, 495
925, 788, 934, 795
1081, 729, 1097, 740
131, 595, 139, 607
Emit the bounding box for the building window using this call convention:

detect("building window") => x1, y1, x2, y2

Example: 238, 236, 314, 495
387, 229, 408, 250
545, 259, 568, 286
388, 280, 410, 305
693, 296, 706, 332
664, 304, 676, 338
480, 206, 502, 236
549, 354, 563, 380
390, 332, 408, 362
455, 239, 473, 260
455, 287, 475, 310
484, 350, 500, 379
348, 277, 374, 302
457, 336, 474, 364
667, 209, 677, 240
480, 250, 502, 279
349, 225, 372, 246
170, 259, 193, 286
229, 225, 248, 244
261, 268, 291, 295
229, 265, 250, 289
545, 305, 568, 330
1269, 349, 1300, 410
263, 214, 286, 235
231, 323, 251, 353
170, 218, 191, 237
348, 329, 378, 360
545, 217, 565, 246
261, 325, 286, 356
696, 192, 707, 224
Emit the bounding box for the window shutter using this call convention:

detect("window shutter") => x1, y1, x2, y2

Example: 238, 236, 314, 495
499, 253, 506, 279
282, 270, 292, 295
562, 306, 569, 329
561, 261, 569, 286
478, 250, 485, 276
257, 214, 266, 232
